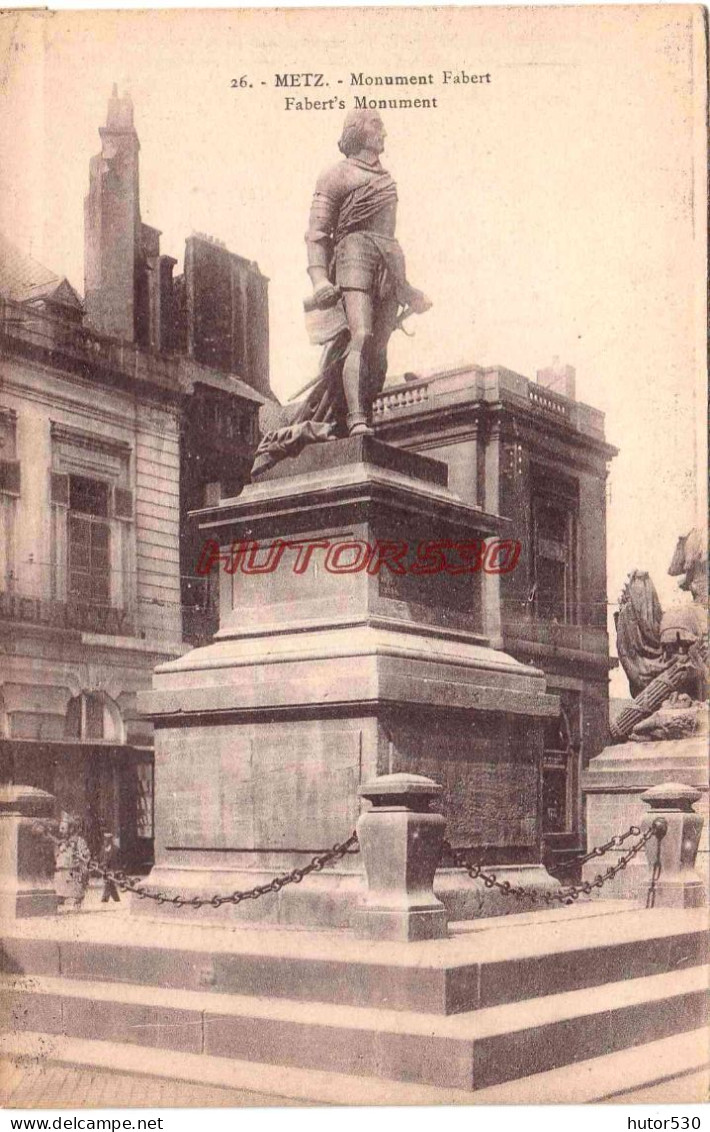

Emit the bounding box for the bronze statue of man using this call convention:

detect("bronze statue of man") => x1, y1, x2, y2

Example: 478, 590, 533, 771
251, 111, 430, 475
305, 109, 431, 435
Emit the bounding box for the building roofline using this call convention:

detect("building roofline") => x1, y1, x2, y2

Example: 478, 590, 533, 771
0, 296, 267, 408
379, 360, 615, 451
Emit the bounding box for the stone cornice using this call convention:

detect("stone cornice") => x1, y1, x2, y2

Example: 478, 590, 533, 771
50, 421, 132, 459
0, 373, 180, 442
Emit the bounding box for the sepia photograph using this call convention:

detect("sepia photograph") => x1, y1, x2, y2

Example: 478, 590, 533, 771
0, 2, 707, 1113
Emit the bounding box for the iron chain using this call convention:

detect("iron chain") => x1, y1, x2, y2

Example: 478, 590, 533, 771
44, 818, 667, 914
83, 834, 359, 910
443, 819, 665, 906
550, 825, 642, 871
645, 819, 667, 908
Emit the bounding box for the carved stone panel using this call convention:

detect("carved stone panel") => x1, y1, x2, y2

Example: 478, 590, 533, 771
156, 723, 363, 852
383, 709, 539, 851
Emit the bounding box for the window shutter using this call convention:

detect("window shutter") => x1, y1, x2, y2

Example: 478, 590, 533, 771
0, 460, 20, 495
51, 472, 69, 505
114, 487, 133, 519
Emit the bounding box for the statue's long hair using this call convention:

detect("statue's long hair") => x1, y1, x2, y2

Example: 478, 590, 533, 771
338, 110, 371, 157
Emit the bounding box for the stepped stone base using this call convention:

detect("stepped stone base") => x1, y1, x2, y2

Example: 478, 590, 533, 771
0, 886, 58, 920
2, 1029, 707, 1106
1, 903, 707, 1102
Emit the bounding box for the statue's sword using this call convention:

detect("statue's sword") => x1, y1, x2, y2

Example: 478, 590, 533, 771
288, 298, 417, 403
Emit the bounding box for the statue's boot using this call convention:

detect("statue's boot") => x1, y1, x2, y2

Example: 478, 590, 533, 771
347, 416, 375, 437
342, 333, 375, 437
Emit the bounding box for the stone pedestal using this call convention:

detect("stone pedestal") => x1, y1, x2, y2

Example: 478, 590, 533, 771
583, 729, 709, 901
355, 773, 447, 941
0, 785, 58, 918
137, 438, 558, 927
641, 783, 705, 908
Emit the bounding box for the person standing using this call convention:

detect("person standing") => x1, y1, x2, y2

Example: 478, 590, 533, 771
100, 831, 121, 903
54, 813, 91, 910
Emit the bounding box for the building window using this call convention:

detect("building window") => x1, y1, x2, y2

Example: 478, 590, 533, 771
542, 693, 581, 837
67, 475, 111, 606
65, 692, 123, 741
50, 424, 135, 627
532, 494, 578, 623
135, 762, 154, 840
0, 460, 20, 495
0, 410, 19, 493
0, 410, 19, 591
69, 474, 109, 517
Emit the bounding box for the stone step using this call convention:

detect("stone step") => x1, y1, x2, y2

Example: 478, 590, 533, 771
1, 1026, 707, 1106
2, 965, 707, 1091
605, 1070, 709, 1104
2, 905, 706, 1016
0, 1055, 297, 1109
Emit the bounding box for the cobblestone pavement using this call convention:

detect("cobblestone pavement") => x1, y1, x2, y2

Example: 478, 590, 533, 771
1, 1059, 301, 1109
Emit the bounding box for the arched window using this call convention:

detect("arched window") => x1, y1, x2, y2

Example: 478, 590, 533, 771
64, 692, 124, 742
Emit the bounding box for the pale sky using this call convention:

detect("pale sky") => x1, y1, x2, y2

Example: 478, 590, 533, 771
1, 6, 706, 694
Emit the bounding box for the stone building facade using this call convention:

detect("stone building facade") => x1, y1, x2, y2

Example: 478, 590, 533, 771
0, 90, 268, 869
372, 361, 617, 865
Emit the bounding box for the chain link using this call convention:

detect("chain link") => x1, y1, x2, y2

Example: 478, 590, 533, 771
43, 816, 668, 915
443, 819, 665, 906
645, 820, 666, 908
549, 825, 642, 872
81, 834, 359, 910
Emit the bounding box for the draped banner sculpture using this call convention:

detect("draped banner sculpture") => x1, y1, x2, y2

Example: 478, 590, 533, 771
612, 528, 708, 742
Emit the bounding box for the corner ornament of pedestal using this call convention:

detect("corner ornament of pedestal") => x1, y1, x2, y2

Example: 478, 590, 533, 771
354, 773, 448, 942
641, 781, 706, 909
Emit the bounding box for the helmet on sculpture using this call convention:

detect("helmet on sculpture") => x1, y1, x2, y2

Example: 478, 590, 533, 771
659, 602, 707, 652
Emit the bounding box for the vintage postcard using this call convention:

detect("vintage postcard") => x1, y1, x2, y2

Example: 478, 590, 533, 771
0, 2, 707, 1113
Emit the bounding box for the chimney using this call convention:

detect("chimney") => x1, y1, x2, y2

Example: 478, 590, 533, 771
183, 235, 271, 396
84, 86, 141, 341
536, 356, 576, 400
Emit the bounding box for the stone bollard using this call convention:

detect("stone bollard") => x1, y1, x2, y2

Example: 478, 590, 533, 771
641, 782, 706, 909
354, 773, 448, 941
0, 785, 59, 919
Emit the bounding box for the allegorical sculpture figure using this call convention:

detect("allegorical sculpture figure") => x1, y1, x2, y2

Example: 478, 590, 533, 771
612, 526, 708, 743
615, 570, 665, 697
252, 111, 431, 476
